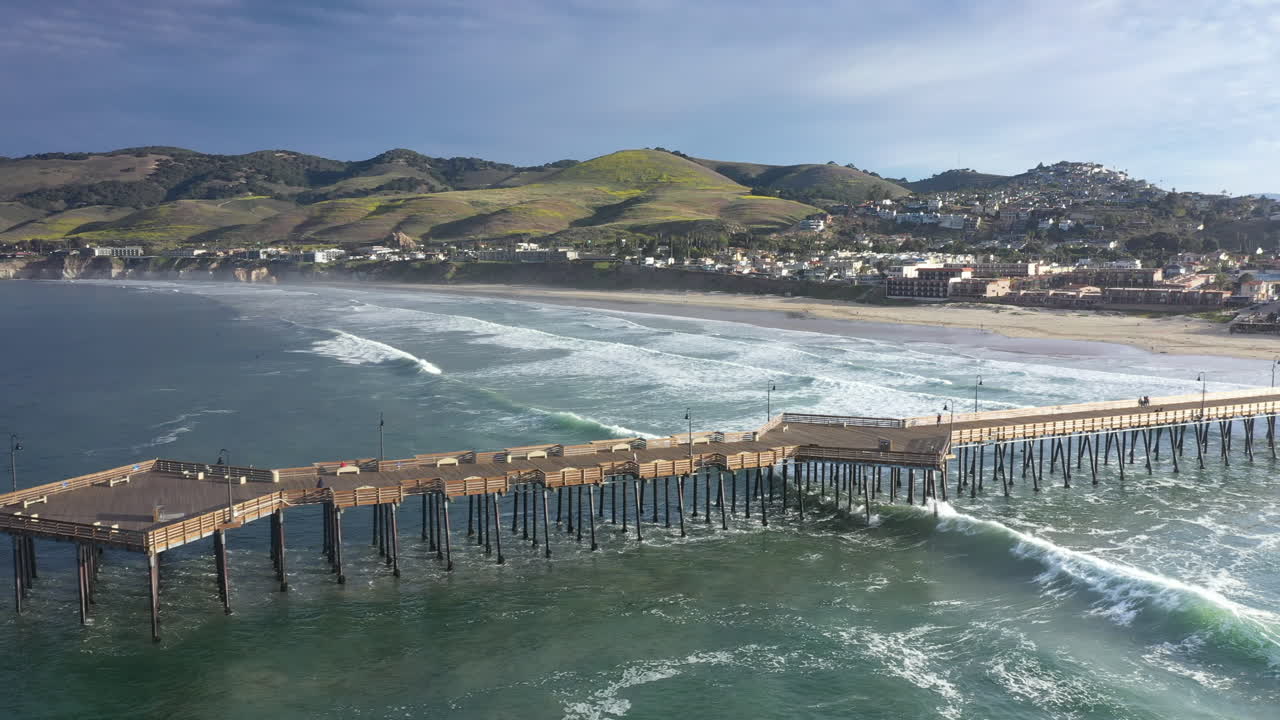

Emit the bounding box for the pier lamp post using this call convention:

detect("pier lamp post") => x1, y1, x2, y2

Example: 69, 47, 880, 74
1196, 373, 1207, 419
943, 402, 956, 447
378, 412, 385, 464
767, 383, 776, 421
973, 375, 983, 413
8, 434, 22, 493
684, 409, 693, 452
217, 448, 234, 518
1272, 358, 1279, 388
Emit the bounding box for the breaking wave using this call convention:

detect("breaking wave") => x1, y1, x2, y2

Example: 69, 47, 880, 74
918, 501, 1280, 667
300, 329, 442, 375
532, 409, 661, 440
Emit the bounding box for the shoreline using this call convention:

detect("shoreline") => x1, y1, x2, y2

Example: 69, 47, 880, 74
344, 281, 1276, 361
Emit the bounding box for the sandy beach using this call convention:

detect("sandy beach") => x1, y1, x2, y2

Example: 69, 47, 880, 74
359, 282, 1278, 361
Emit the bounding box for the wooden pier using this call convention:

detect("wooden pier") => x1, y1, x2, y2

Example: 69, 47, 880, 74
3, 387, 1278, 640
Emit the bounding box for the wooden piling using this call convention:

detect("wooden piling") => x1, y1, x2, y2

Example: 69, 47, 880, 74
275, 509, 287, 591
148, 553, 160, 642
213, 529, 231, 615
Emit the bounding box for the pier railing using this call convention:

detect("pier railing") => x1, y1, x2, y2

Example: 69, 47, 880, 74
905, 388, 1279, 428
781, 413, 905, 429
0, 513, 146, 549
154, 459, 275, 483
0, 460, 157, 509
950, 401, 1280, 446
795, 445, 943, 469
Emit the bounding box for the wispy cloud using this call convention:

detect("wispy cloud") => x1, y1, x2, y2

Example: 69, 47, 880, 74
0, 0, 1275, 191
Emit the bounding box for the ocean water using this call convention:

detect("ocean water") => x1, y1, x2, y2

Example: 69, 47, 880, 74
0, 279, 1277, 720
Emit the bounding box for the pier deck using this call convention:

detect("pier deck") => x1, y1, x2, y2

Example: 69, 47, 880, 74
4, 387, 1279, 639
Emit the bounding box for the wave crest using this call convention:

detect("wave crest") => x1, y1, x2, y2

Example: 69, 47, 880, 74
302, 329, 442, 375
921, 501, 1280, 667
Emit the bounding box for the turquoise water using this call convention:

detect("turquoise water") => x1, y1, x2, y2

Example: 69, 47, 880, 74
0, 280, 1277, 719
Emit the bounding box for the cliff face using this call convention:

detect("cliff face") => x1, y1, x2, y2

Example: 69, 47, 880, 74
0, 256, 283, 283
0, 256, 879, 302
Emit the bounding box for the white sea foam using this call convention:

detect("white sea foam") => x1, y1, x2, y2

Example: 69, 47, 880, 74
831, 624, 965, 719
301, 329, 442, 375
133, 425, 192, 450
531, 409, 661, 440
921, 501, 1280, 663
150, 409, 235, 428
561, 650, 737, 720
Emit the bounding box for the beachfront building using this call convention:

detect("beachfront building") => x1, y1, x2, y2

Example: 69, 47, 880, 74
949, 278, 1012, 298
303, 249, 347, 263
1101, 287, 1228, 306
91, 246, 144, 257
473, 247, 579, 262
1062, 267, 1164, 287
944, 262, 1041, 278
886, 267, 971, 299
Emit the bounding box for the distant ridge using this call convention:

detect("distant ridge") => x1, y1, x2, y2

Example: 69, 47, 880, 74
691, 157, 909, 203
0, 148, 822, 247
900, 168, 1012, 193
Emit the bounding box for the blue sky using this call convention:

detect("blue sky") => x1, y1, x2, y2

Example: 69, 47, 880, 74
2, 0, 1276, 192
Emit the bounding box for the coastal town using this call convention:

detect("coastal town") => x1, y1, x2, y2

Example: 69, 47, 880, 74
6, 161, 1276, 331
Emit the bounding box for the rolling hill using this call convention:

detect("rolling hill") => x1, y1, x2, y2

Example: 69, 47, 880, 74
900, 169, 1012, 193
0, 148, 823, 248
691, 157, 909, 203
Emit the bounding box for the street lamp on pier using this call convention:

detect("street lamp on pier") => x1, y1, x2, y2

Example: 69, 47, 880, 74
684, 409, 694, 463
1196, 373, 1207, 419
974, 375, 983, 413
8, 434, 22, 493
1272, 358, 1279, 388
767, 383, 777, 421
217, 448, 234, 518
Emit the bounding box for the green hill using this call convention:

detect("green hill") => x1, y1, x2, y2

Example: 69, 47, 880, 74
0, 205, 136, 244
900, 169, 1012, 193
692, 157, 910, 204
0, 148, 823, 249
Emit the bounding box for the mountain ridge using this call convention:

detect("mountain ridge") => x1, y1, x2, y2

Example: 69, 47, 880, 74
0, 148, 824, 248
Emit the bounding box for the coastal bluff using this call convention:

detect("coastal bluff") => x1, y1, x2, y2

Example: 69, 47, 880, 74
0, 255, 880, 301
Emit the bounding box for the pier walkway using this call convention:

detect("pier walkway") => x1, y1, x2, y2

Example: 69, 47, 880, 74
3, 387, 1277, 639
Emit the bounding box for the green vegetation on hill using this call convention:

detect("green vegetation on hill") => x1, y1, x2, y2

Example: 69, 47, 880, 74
0, 147, 823, 249
691, 156, 909, 205
899, 169, 1012, 193
0, 205, 135, 244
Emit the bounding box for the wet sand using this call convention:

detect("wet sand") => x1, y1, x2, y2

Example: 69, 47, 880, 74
347, 283, 1279, 361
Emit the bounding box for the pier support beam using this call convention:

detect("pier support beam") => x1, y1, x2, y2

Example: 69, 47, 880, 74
389, 503, 401, 576
442, 497, 454, 571
332, 505, 345, 584
632, 479, 643, 542
76, 543, 89, 625
12, 535, 24, 614
676, 476, 686, 538
542, 488, 553, 557
491, 494, 504, 565
621, 477, 630, 533
274, 509, 287, 592
213, 529, 231, 615
588, 485, 599, 551
148, 553, 161, 642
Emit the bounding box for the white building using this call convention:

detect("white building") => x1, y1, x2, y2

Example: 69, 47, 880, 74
304, 248, 347, 263
92, 246, 144, 257
162, 248, 207, 257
